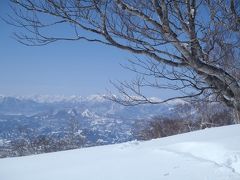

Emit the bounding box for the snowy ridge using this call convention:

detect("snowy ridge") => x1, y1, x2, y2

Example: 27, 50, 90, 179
0, 94, 106, 103
0, 94, 187, 105
17, 95, 84, 103
23, 94, 106, 103
0, 125, 240, 180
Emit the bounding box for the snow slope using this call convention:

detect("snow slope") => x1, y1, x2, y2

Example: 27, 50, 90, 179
1, 125, 240, 180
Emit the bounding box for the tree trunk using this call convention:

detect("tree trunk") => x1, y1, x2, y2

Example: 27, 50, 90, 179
233, 107, 240, 124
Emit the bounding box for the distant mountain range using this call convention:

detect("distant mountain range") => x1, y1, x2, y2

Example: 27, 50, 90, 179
0, 94, 185, 117
0, 95, 188, 157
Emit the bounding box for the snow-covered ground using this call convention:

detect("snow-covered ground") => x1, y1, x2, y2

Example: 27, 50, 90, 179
1, 125, 240, 180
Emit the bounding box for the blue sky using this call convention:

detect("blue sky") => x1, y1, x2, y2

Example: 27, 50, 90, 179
0, 1, 177, 99
0, 1, 134, 97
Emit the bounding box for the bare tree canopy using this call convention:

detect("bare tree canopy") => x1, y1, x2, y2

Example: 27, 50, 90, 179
6, 0, 240, 122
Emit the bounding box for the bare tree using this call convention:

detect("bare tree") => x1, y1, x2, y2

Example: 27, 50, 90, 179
6, 0, 240, 123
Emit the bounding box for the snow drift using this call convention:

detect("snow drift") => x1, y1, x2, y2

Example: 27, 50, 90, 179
0, 125, 240, 180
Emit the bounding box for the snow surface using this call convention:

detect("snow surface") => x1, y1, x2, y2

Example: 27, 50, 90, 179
1, 125, 240, 180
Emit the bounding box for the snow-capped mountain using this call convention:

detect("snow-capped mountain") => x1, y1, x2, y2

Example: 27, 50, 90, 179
81, 109, 99, 119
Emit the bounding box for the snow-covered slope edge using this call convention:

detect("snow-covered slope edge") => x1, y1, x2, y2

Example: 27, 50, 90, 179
1, 125, 240, 180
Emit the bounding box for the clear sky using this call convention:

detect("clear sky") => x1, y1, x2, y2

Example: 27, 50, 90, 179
0, 1, 176, 99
